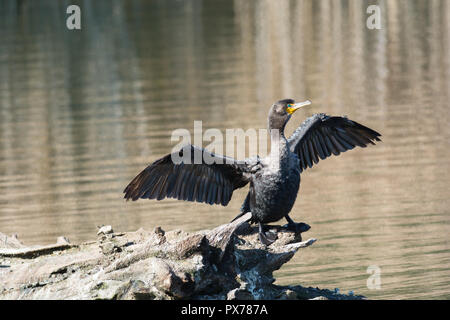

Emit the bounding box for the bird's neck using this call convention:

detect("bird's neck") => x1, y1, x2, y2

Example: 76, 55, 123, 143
269, 128, 289, 167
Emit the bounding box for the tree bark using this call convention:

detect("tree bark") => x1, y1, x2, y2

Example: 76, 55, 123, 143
0, 213, 364, 300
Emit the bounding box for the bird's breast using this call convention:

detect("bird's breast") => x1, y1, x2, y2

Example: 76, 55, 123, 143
250, 159, 301, 222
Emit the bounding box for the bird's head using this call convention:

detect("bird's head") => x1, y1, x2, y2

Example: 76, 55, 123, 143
268, 99, 311, 131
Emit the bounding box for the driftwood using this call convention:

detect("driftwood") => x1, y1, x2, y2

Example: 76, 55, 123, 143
0, 213, 364, 300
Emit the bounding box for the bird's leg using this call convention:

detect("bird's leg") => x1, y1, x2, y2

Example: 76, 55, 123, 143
284, 215, 311, 234
258, 223, 277, 246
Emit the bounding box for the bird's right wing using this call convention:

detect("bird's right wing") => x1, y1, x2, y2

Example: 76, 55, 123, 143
288, 113, 381, 172
123, 144, 250, 206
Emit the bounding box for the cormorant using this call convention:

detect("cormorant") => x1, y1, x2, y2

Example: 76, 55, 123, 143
124, 99, 381, 245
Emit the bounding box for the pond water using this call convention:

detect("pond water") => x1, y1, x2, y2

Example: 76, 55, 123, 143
0, 0, 449, 299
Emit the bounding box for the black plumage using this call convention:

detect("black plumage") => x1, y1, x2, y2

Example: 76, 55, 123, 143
124, 145, 249, 206
124, 99, 381, 245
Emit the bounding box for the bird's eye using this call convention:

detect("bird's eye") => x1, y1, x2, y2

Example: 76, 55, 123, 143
287, 104, 293, 108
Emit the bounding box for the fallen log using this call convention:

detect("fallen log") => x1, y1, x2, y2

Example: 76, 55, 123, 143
0, 213, 364, 300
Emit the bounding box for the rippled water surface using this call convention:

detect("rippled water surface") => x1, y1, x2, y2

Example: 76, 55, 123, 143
1, 0, 449, 299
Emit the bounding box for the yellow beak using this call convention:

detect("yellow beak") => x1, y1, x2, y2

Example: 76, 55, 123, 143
286, 100, 312, 115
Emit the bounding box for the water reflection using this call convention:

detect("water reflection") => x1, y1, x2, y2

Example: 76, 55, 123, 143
0, 0, 449, 299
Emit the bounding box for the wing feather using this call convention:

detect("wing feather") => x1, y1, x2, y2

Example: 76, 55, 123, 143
124, 144, 250, 206
288, 113, 381, 172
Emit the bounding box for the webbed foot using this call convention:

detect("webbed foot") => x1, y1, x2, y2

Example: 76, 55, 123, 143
284, 216, 311, 234
258, 223, 278, 246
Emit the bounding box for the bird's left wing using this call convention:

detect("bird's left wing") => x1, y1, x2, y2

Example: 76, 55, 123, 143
288, 113, 381, 172
123, 144, 250, 206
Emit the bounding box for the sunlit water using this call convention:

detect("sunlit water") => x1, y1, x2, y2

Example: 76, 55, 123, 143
0, 0, 449, 299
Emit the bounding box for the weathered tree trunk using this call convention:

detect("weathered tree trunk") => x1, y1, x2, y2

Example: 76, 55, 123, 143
0, 213, 364, 300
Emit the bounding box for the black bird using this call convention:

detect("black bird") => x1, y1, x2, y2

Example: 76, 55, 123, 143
123, 99, 381, 245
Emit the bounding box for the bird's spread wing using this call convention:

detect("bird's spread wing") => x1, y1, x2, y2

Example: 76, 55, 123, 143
123, 144, 250, 206
288, 113, 381, 172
